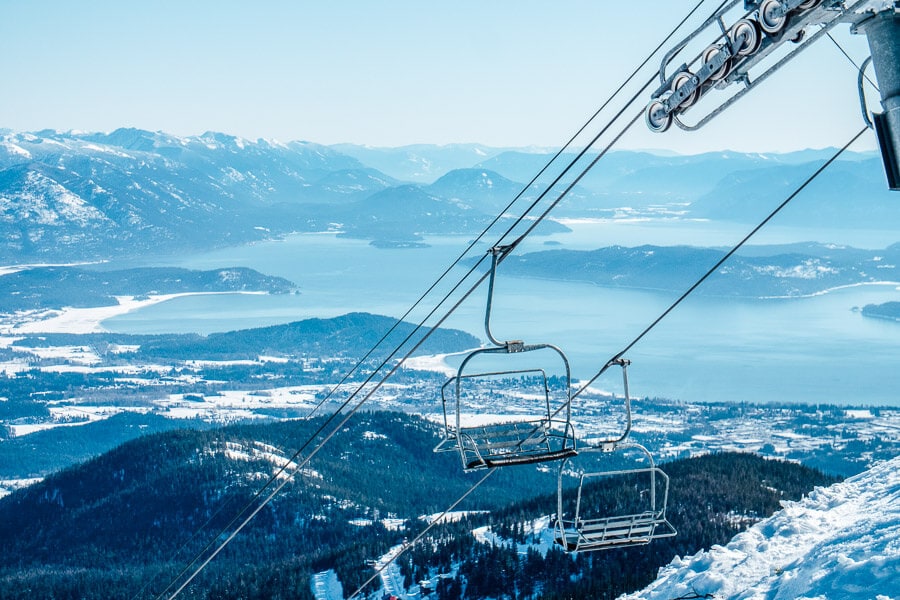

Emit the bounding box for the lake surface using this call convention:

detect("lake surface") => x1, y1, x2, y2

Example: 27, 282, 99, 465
102, 221, 900, 406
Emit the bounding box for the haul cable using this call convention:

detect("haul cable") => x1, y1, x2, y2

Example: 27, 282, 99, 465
826, 31, 878, 91
154, 1, 719, 596
159, 80, 655, 600
346, 126, 869, 595
147, 4, 721, 592
572, 125, 870, 400
292, 0, 722, 426
161, 91, 657, 600
347, 468, 497, 600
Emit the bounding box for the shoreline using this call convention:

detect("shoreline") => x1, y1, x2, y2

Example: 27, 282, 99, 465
0, 291, 266, 335
5, 279, 897, 338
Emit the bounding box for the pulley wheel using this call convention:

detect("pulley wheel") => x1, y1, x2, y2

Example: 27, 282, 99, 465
645, 99, 672, 133
729, 18, 762, 57
758, 0, 786, 35
671, 71, 700, 108
702, 45, 731, 81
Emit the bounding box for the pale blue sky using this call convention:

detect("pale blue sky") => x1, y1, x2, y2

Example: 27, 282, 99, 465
0, 1, 878, 153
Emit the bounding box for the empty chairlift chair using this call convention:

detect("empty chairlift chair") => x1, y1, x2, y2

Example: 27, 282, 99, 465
434, 246, 577, 471
553, 442, 677, 552
552, 358, 675, 551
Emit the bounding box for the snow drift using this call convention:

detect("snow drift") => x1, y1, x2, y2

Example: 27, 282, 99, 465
622, 455, 900, 600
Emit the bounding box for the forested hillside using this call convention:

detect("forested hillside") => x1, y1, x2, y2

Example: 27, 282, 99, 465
131, 312, 479, 361
0, 412, 836, 599
862, 301, 900, 322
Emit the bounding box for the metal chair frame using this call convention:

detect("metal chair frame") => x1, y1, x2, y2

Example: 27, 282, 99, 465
553, 443, 677, 552
434, 245, 577, 471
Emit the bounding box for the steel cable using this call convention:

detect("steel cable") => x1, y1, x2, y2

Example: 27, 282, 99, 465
341, 125, 870, 600
347, 469, 496, 600
572, 125, 870, 401
826, 30, 879, 91
158, 94, 651, 600
151, 0, 725, 596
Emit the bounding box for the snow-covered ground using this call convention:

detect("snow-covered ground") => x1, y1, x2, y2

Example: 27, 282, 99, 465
0, 477, 43, 500
621, 455, 900, 600
473, 515, 558, 557
154, 386, 319, 422
375, 543, 410, 599
0, 291, 265, 335
7, 404, 142, 437
1, 295, 187, 335
310, 569, 343, 600
403, 351, 462, 377
356, 456, 900, 600
420, 510, 488, 525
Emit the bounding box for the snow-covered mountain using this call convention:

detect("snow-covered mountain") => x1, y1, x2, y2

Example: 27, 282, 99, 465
0, 129, 381, 261
0, 130, 552, 261
622, 455, 900, 600
3, 129, 896, 263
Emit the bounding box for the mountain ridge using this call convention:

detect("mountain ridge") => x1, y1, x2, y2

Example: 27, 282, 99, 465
4, 128, 894, 262
497, 242, 900, 298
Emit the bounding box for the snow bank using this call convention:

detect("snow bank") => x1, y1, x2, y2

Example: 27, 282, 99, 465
310, 569, 343, 600
2, 295, 186, 334
403, 352, 462, 377
621, 456, 900, 600
1, 292, 266, 335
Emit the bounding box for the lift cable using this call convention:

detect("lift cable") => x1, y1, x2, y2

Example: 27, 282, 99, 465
347, 468, 497, 600
292, 1, 723, 427
144, 35, 650, 600
158, 77, 658, 600
150, 8, 723, 594
153, 1, 724, 596
341, 125, 869, 594
161, 260, 501, 600
159, 47, 704, 600
826, 30, 878, 91
161, 88, 661, 599
572, 125, 870, 400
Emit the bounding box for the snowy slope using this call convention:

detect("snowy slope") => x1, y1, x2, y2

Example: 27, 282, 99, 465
310, 570, 343, 600
621, 456, 900, 600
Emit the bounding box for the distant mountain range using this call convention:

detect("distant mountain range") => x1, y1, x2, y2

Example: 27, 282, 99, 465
0, 130, 574, 261
498, 241, 900, 298
2, 128, 896, 263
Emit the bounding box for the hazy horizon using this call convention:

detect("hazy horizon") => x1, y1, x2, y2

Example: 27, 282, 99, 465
1, 1, 879, 154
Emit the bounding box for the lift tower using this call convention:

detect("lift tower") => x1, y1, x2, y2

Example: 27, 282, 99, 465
856, 7, 900, 188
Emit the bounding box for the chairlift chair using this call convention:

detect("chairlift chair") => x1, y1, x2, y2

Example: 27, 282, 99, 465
433, 245, 577, 471
553, 442, 677, 552
552, 359, 675, 551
